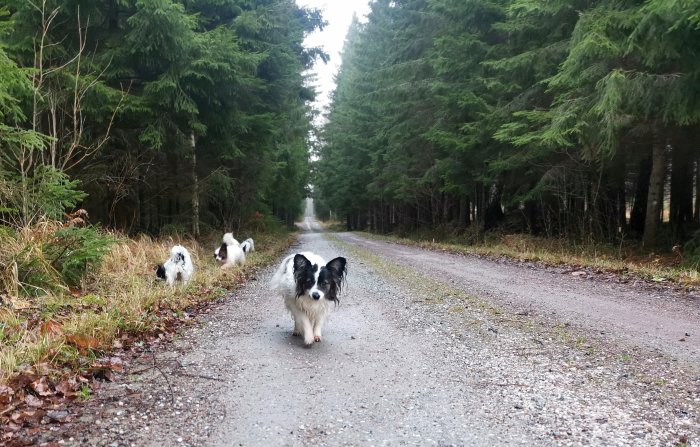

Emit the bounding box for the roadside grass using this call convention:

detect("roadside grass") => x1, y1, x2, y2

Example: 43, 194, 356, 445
319, 219, 346, 232
354, 232, 700, 287
0, 229, 295, 385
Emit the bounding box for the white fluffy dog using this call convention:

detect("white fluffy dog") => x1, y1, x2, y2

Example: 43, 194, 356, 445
272, 251, 347, 346
155, 245, 194, 286
214, 232, 245, 268
241, 238, 255, 254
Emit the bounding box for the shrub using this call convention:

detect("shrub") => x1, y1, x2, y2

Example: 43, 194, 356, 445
0, 166, 86, 227
0, 221, 116, 299
45, 226, 115, 287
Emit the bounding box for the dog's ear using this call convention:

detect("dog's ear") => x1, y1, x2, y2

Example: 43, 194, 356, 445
326, 257, 347, 293
218, 242, 228, 260
325, 257, 347, 277
293, 254, 315, 297
293, 254, 311, 273
155, 264, 166, 280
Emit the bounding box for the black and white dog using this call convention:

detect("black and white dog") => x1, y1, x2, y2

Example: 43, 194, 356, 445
214, 232, 245, 268
271, 252, 347, 346
241, 238, 255, 254
156, 245, 194, 286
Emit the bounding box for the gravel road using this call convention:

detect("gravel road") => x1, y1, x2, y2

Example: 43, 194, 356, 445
69, 220, 699, 446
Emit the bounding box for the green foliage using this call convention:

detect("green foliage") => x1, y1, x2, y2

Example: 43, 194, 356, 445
0, 223, 115, 297
46, 226, 116, 287
682, 229, 700, 266
0, 0, 323, 236
317, 0, 700, 247
0, 166, 86, 225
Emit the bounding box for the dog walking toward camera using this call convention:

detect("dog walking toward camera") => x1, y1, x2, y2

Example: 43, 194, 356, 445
156, 245, 194, 286
241, 238, 255, 254
271, 251, 347, 346
214, 232, 245, 268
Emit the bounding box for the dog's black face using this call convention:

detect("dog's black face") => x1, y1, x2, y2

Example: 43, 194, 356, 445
215, 242, 228, 261
293, 254, 347, 303
155, 264, 166, 280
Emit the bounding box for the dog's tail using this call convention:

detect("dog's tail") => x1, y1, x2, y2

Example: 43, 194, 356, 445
271, 253, 293, 292
223, 232, 239, 246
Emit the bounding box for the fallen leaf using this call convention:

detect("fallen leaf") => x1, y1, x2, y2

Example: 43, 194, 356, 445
54, 379, 78, 397
24, 394, 43, 408
7, 374, 37, 392
68, 287, 82, 298
91, 356, 125, 374
10, 408, 44, 425
30, 376, 54, 397
66, 334, 100, 353
40, 320, 63, 337
0, 385, 14, 405
109, 356, 125, 372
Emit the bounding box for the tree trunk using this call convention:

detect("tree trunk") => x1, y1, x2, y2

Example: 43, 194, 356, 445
191, 132, 200, 238
642, 124, 667, 249
630, 147, 652, 234
695, 157, 700, 223
458, 196, 469, 230
484, 181, 504, 230
670, 127, 693, 240
139, 172, 150, 233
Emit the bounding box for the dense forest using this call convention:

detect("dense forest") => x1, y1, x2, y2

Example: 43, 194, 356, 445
0, 0, 324, 236
315, 0, 700, 251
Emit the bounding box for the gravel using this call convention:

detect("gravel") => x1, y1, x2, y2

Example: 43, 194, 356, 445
60, 229, 698, 446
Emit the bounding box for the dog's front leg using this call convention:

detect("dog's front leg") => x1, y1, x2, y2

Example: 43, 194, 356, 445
292, 315, 302, 337
296, 313, 314, 346
312, 315, 325, 342
289, 308, 313, 344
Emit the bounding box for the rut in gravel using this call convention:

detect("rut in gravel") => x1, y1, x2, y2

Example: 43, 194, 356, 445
69, 225, 699, 447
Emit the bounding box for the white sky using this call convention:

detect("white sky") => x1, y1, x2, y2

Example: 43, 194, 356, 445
296, 0, 371, 124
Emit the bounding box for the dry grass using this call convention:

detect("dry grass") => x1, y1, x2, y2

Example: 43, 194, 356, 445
0, 229, 294, 384
318, 219, 346, 232
357, 232, 700, 287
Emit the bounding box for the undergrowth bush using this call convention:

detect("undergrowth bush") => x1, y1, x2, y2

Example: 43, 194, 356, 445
682, 228, 700, 266
0, 221, 115, 299
0, 166, 86, 227
46, 226, 115, 287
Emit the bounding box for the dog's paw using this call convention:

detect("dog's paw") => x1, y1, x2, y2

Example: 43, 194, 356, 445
303, 336, 315, 346
292, 330, 300, 337
314, 335, 321, 342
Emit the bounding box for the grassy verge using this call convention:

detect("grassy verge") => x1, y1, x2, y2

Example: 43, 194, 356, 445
318, 219, 346, 232
0, 229, 295, 385
355, 231, 700, 287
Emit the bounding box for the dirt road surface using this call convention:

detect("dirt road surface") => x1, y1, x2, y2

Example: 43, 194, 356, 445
68, 214, 699, 446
